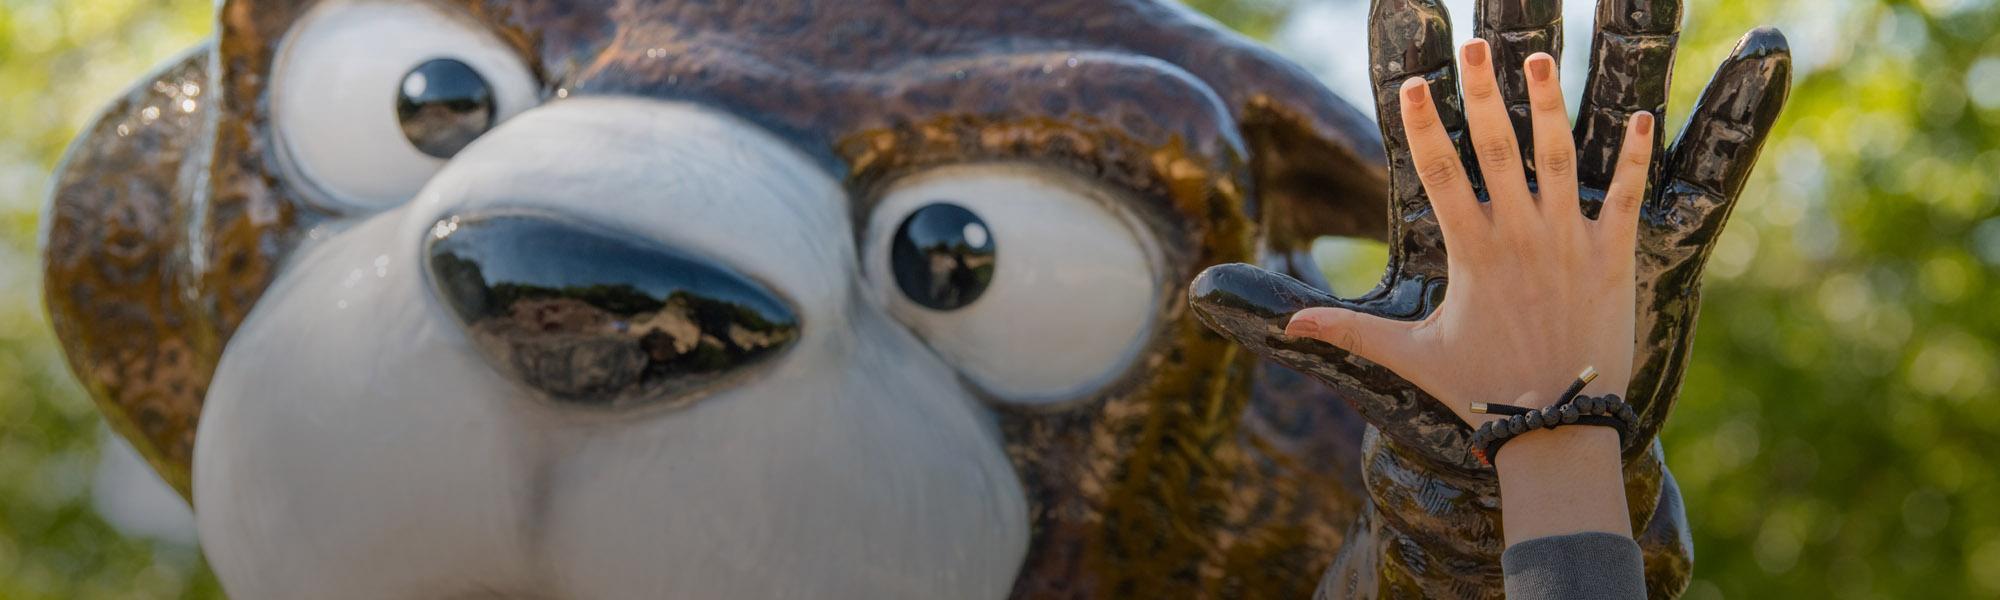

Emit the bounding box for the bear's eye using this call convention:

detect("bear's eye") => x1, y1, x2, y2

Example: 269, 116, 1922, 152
890, 203, 996, 311
864, 165, 1162, 406
398, 59, 496, 159
271, 2, 538, 212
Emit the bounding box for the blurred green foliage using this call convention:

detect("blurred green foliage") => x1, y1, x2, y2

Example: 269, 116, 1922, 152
0, 0, 1994, 598
1185, 0, 1296, 39
1662, 1, 2000, 597
2, 0, 225, 598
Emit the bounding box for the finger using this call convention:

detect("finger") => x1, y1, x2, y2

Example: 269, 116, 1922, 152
1474, 0, 1564, 179
1458, 39, 1534, 218
1400, 78, 1483, 240
1600, 111, 1656, 246
1624, 29, 1791, 460
1574, 0, 1681, 214
1524, 53, 1580, 220
1655, 28, 1793, 243
1187, 262, 1474, 470
1287, 306, 1420, 374
1370, 0, 1470, 278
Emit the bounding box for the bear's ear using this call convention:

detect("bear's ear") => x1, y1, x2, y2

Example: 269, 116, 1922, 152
1104, 11, 1391, 263
1184, 52, 1394, 255
1235, 96, 1390, 253
42, 43, 218, 499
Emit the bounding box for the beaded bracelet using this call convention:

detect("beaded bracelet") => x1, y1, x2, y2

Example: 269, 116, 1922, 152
1467, 367, 1638, 467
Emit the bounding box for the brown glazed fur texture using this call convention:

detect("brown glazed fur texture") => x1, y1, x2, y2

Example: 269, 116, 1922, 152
1188, 1, 1790, 598
42, 0, 1791, 597
45, 0, 1391, 598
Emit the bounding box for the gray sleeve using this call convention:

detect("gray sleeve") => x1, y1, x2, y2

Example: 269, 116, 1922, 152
1501, 532, 1647, 600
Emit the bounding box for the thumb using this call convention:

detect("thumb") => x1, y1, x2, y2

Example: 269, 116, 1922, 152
1285, 307, 1418, 373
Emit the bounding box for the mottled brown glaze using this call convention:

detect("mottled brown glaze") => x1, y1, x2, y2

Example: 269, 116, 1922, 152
49, 0, 1388, 598
1191, 0, 1791, 597
42, 45, 217, 494
44, 0, 1785, 598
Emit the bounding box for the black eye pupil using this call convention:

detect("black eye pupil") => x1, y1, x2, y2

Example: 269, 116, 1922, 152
398, 58, 495, 159
891, 203, 995, 311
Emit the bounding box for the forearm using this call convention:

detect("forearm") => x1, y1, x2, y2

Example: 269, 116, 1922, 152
1489, 386, 1646, 600
1280, 36, 1666, 599
1484, 380, 1633, 545
1494, 424, 1631, 545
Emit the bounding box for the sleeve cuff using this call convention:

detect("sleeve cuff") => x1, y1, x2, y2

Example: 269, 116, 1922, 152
1501, 531, 1648, 600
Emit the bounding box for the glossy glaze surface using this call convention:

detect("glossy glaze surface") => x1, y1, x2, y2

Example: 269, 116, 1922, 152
397, 58, 497, 158
863, 165, 1167, 402
1193, 0, 1791, 597
41, 47, 215, 495
42, 0, 1786, 597
47, 0, 1373, 596
427, 214, 801, 409
890, 203, 997, 311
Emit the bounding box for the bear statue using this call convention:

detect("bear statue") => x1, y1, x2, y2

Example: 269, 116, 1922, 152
40, 0, 1787, 597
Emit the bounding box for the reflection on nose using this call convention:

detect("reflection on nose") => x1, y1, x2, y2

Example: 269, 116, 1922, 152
425, 214, 800, 410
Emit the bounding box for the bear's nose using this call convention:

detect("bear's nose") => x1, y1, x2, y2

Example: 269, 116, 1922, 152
424, 213, 800, 410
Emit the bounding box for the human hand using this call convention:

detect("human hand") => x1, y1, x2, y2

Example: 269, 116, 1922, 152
1188, 0, 1789, 468
1284, 40, 1651, 425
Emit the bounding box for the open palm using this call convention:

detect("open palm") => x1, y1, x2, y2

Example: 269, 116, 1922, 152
1190, 0, 1791, 470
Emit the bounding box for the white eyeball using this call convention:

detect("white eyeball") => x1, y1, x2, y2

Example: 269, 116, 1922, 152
863, 164, 1163, 405
271, 1, 539, 212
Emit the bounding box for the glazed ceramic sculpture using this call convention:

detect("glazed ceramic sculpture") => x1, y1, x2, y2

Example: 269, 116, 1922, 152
40, 0, 1787, 598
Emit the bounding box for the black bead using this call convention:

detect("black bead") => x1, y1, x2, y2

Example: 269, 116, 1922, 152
1524, 410, 1545, 429
890, 203, 996, 310
398, 58, 496, 158
1559, 405, 1580, 424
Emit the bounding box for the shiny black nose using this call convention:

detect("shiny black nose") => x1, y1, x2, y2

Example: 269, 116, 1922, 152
425, 214, 800, 410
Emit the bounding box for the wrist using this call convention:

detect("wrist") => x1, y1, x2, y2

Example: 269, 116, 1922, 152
1494, 422, 1631, 546
1476, 372, 1634, 547
1494, 424, 1621, 471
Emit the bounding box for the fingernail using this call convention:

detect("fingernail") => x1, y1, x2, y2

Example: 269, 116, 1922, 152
1527, 55, 1552, 82
1632, 111, 1655, 134
1401, 78, 1428, 108
1285, 315, 1320, 338
1463, 39, 1489, 67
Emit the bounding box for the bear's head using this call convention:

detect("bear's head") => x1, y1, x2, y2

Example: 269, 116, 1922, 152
43, 0, 1392, 597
